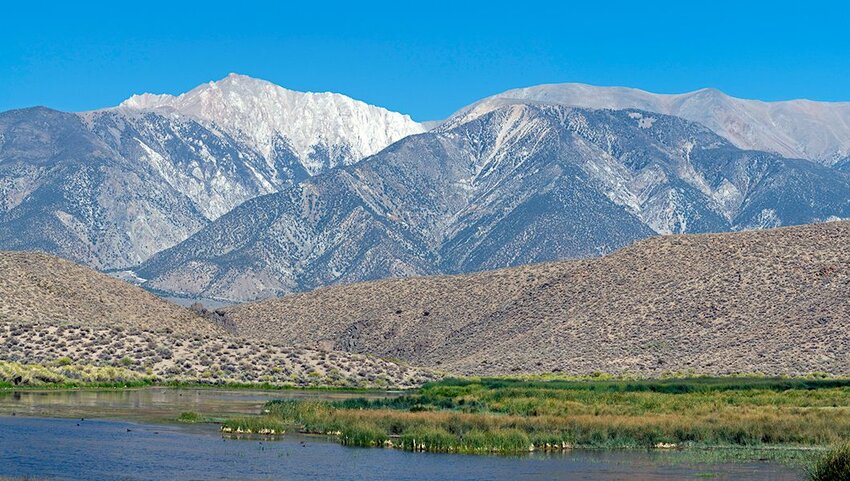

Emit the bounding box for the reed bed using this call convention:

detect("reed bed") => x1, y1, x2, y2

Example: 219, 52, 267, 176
807, 443, 850, 481
223, 377, 850, 453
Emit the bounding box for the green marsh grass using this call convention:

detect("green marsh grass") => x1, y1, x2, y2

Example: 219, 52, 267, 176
239, 377, 850, 454
177, 411, 202, 423
221, 416, 286, 434
808, 443, 850, 481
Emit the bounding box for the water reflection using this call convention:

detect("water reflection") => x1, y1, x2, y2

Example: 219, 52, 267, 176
0, 388, 398, 423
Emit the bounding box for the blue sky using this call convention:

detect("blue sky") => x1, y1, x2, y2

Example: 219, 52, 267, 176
2, 1, 848, 120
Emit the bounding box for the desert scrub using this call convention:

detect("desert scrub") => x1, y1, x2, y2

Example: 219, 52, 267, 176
0, 321, 437, 389
808, 443, 850, 481
238, 377, 850, 454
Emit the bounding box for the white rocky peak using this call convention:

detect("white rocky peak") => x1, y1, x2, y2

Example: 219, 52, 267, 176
120, 73, 426, 174
455, 83, 850, 164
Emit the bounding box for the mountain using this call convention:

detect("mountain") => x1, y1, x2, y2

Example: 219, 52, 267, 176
224, 221, 850, 376
0, 75, 424, 269
120, 73, 425, 175
0, 107, 209, 268
137, 102, 850, 301
0, 250, 436, 388
455, 83, 850, 165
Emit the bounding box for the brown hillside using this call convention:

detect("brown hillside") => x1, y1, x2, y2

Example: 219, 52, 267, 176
0, 251, 214, 334
226, 221, 850, 376
0, 251, 436, 388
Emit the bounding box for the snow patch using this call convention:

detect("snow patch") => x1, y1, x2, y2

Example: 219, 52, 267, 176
751, 209, 781, 229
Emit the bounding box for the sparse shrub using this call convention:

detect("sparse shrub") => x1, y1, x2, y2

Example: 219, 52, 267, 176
54, 357, 73, 367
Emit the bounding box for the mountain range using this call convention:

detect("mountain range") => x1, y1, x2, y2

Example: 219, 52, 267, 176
137, 102, 850, 301
0, 74, 422, 269
1, 76, 848, 300
462, 83, 850, 164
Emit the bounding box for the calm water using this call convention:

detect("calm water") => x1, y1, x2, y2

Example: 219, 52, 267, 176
0, 388, 397, 423
0, 389, 806, 481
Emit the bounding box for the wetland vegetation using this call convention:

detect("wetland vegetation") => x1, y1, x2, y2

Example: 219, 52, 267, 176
222, 376, 850, 456
807, 443, 850, 481
3, 377, 846, 478
4, 368, 848, 476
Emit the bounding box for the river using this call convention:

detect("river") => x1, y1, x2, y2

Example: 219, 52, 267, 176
0, 389, 806, 481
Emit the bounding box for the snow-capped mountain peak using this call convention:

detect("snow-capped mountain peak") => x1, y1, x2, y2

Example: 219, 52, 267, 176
120, 73, 426, 174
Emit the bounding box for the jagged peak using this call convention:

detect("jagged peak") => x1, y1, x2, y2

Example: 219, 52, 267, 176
115, 74, 425, 175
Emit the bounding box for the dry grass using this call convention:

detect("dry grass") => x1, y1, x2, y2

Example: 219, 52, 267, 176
225, 221, 850, 376
0, 360, 153, 386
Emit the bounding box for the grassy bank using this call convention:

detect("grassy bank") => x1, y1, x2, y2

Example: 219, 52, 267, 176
0, 360, 156, 388
0, 361, 407, 392
222, 376, 850, 454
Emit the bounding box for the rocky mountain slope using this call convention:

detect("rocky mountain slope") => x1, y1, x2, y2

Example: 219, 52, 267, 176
457, 83, 850, 164
121, 73, 425, 175
138, 103, 850, 301
0, 251, 436, 388
0, 108, 210, 268
0, 75, 423, 269
224, 221, 850, 376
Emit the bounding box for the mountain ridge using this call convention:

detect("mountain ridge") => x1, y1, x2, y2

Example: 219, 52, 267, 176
117, 73, 425, 175
0, 250, 437, 388
136, 102, 850, 301
452, 83, 850, 164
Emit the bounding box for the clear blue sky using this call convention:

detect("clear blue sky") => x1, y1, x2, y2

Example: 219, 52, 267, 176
2, 1, 848, 120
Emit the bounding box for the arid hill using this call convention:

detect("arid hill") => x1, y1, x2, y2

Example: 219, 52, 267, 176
0, 251, 214, 334
226, 221, 850, 376
0, 251, 436, 388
